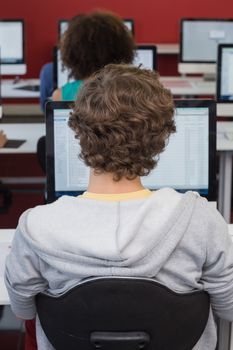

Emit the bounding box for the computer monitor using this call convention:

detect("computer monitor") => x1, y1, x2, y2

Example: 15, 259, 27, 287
122, 19, 134, 35
133, 45, 157, 70
58, 18, 135, 37
179, 18, 233, 76
216, 44, 233, 116
0, 19, 26, 75
53, 47, 73, 89
54, 45, 157, 89
46, 100, 216, 203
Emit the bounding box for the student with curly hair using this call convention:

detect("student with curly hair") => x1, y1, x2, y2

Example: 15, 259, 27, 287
52, 11, 135, 101
5, 65, 233, 350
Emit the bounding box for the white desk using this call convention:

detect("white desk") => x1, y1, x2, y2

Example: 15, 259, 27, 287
160, 76, 216, 96
0, 229, 14, 305
155, 44, 179, 55
217, 104, 233, 117
0, 124, 45, 154
0, 124, 45, 185
2, 77, 216, 99
2, 79, 40, 99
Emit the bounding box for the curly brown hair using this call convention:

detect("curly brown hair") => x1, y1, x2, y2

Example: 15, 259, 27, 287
68, 64, 176, 181
60, 11, 135, 80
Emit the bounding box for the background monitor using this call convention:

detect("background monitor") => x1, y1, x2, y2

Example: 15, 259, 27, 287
0, 20, 26, 75
122, 19, 134, 35
216, 44, 233, 116
179, 18, 233, 75
54, 45, 157, 89
58, 18, 135, 37
134, 45, 157, 70
46, 100, 216, 203
217, 44, 233, 101
53, 47, 73, 89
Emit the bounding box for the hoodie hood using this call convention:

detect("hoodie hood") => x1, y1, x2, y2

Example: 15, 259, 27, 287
18, 189, 198, 278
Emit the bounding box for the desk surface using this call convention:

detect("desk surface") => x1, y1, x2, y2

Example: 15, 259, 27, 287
217, 122, 233, 151
160, 76, 216, 96
155, 44, 179, 55
0, 226, 233, 305
2, 76, 216, 100
0, 123, 45, 154
2, 79, 40, 99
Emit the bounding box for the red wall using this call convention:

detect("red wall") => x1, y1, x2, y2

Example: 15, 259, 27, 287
1, 0, 233, 77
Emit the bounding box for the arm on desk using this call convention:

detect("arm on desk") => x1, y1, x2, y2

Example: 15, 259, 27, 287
201, 204, 233, 321
5, 219, 47, 320
52, 88, 62, 101
0, 131, 7, 148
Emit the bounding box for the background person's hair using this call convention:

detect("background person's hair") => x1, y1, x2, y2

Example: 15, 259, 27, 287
60, 11, 135, 80
69, 64, 176, 181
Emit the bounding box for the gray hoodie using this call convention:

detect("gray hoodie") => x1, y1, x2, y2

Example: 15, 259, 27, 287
4, 188, 233, 349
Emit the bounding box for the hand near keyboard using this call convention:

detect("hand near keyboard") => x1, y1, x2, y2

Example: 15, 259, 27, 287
0, 131, 7, 148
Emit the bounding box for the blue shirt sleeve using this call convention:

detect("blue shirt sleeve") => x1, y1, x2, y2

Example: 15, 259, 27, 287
39, 62, 54, 112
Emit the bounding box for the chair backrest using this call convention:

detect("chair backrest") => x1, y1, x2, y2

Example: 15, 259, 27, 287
36, 277, 210, 350
36, 135, 46, 174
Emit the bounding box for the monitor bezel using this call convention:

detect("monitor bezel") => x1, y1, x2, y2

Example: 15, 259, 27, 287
0, 19, 25, 65
46, 99, 216, 203
180, 18, 233, 64
135, 45, 157, 71
216, 43, 233, 102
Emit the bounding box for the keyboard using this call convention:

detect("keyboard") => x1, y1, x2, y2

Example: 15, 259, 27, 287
14, 84, 40, 92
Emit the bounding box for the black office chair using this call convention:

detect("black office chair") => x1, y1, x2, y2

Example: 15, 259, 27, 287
36, 135, 46, 174
36, 277, 210, 350
0, 181, 12, 213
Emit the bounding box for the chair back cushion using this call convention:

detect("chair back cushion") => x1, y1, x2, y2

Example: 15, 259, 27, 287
36, 277, 210, 350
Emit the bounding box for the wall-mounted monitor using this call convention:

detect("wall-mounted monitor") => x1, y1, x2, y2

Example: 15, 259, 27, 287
0, 19, 26, 75
179, 18, 233, 76
58, 18, 135, 38
54, 45, 157, 89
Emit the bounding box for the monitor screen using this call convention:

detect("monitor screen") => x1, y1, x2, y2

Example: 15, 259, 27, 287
217, 44, 233, 101
181, 19, 233, 63
0, 20, 25, 74
55, 45, 156, 89
46, 100, 216, 202
55, 48, 74, 89
59, 18, 134, 37
133, 46, 156, 70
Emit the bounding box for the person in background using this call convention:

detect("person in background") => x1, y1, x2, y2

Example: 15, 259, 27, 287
5, 64, 233, 350
39, 62, 53, 112
52, 11, 135, 101
37, 10, 135, 175
0, 130, 7, 148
